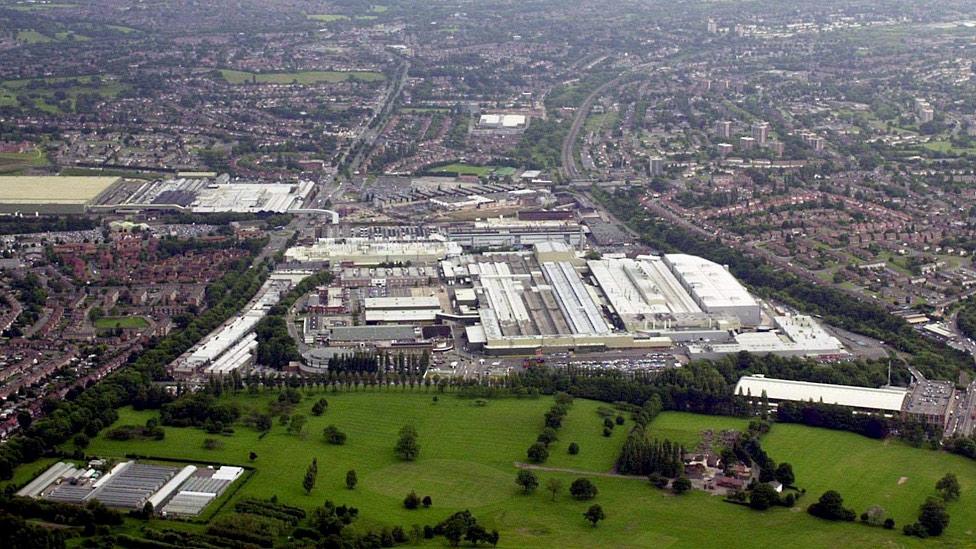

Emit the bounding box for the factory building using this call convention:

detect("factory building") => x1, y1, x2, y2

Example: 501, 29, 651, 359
686, 315, 846, 359
734, 374, 909, 416
364, 296, 443, 325
662, 254, 761, 325
285, 238, 462, 265
445, 218, 585, 250
478, 113, 527, 129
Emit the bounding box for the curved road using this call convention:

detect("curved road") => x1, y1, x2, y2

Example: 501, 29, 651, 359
559, 75, 623, 181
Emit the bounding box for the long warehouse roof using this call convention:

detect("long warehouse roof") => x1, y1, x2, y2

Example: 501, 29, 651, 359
734, 375, 908, 412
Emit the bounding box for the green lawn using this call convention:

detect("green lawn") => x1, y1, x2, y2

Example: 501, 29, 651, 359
219, 69, 384, 85
33, 392, 964, 546
94, 316, 150, 330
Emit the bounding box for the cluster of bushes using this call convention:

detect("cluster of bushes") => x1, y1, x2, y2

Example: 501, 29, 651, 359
403, 491, 432, 510
808, 490, 856, 522
596, 406, 626, 437
159, 392, 240, 429
311, 398, 329, 416
233, 498, 305, 526
526, 393, 573, 464
105, 420, 165, 441
324, 425, 347, 445
430, 510, 499, 547
207, 513, 285, 548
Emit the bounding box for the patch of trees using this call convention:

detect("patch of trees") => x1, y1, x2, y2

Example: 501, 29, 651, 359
615, 430, 683, 477
233, 498, 306, 526
808, 490, 856, 522
159, 392, 240, 428
105, 419, 165, 441
0, 496, 121, 538
904, 497, 950, 538
432, 510, 499, 547
0, 215, 96, 236
254, 270, 333, 369
0, 512, 66, 549
775, 400, 891, 439
570, 478, 598, 500
526, 393, 573, 464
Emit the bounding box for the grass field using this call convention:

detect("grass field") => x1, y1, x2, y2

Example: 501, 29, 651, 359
428, 163, 516, 177
37, 392, 970, 546
0, 75, 126, 113
0, 150, 49, 175
94, 316, 150, 330
16, 30, 53, 44
765, 424, 976, 541
307, 14, 349, 22
219, 69, 384, 85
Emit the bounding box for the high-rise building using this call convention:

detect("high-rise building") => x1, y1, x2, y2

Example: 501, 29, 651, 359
751, 122, 769, 147
717, 143, 733, 156
649, 157, 664, 176
739, 136, 756, 150
707, 18, 718, 34
715, 120, 732, 139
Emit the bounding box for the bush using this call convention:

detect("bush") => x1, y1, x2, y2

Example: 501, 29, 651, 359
568, 442, 580, 455
884, 518, 895, 530
403, 491, 421, 510
808, 491, 855, 522
648, 473, 669, 490
570, 478, 598, 500
324, 425, 347, 445
602, 427, 613, 437
422, 496, 432, 508
672, 477, 692, 495
615, 415, 625, 425
537, 427, 559, 446
527, 442, 549, 463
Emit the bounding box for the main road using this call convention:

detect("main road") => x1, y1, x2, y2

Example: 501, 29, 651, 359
559, 75, 623, 181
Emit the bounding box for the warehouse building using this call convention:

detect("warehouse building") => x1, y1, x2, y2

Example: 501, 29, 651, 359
663, 254, 761, 325
686, 315, 846, 359
734, 374, 908, 415
0, 176, 120, 214
285, 238, 462, 266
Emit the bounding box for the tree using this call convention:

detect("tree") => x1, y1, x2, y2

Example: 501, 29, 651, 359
248, 451, 258, 461
288, 414, 307, 436
527, 442, 549, 463
774, 463, 795, 487
537, 427, 558, 445
917, 497, 950, 536
403, 491, 421, 510
749, 483, 780, 510
570, 478, 598, 500
303, 459, 318, 495
422, 495, 432, 508
516, 470, 539, 493
545, 478, 563, 502
346, 469, 358, 490
583, 504, 605, 527
936, 473, 960, 502
648, 473, 669, 489
672, 477, 692, 495
324, 424, 347, 445
568, 442, 580, 455
395, 425, 420, 461
311, 398, 329, 416
808, 490, 855, 521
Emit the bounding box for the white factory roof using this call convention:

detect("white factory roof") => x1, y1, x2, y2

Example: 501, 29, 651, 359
365, 310, 438, 323
364, 296, 441, 310
663, 254, 758, 310
285, 238, 462, 263
734, 375, 908, 412
480, 114, 501, 126
589, 257, 702, 317
191, 181, 313, 213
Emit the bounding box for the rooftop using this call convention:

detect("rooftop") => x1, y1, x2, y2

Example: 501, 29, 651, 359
734, 375, 908, 412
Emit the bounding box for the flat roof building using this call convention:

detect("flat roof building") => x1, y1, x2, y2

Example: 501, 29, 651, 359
734, 374, 908, 413
0, 176, 120, 214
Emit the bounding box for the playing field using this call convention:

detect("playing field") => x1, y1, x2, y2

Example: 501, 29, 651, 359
219, 69, 384, 85
47, 391, 971, 546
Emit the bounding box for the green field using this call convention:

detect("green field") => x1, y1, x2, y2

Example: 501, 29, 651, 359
16, 30, 53, 44
765, 424, 976, 540
94, 316, 150, 330
0, 150, 49, 175
429, 163, 516, 177
34, 392, 971, 546
218, 69, 384, 85
0, 75, 126, 113
307, 14, 349, 22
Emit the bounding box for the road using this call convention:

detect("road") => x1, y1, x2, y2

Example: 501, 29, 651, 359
559, 75, 623, 181
342, 61, 410, 177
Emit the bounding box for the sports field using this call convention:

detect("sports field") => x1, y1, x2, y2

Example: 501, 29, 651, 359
219, 69, 384, 85
50, 391, 972, 546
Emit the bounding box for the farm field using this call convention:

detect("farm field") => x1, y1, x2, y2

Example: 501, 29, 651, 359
36, 392, 969, 546
94, 316, 150, 330
219, 69, 384, 85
